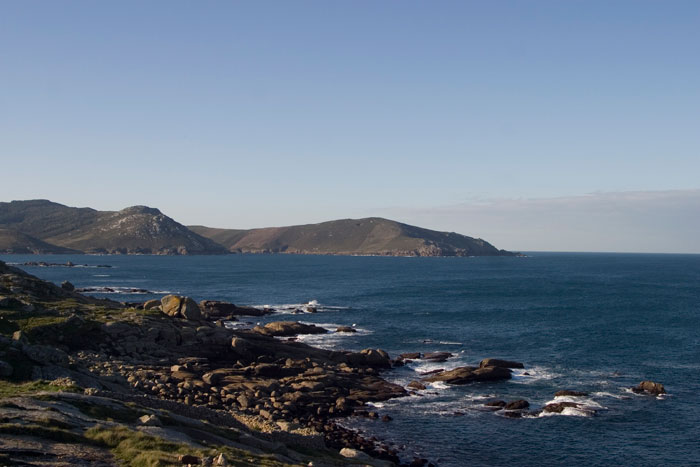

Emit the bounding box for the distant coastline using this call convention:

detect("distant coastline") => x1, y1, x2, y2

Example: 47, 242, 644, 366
1, 200, 517, 257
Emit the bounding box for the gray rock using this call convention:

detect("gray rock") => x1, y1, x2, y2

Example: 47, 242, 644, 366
0, 359, 13, 377
423, 365, 512, 384
138, 414, 162, 426
479, 358, 524, 369
143, 299, 161, 310
180, 297, 202, 320
23, 344, 70, 367
504, 399, 529, 410
253, 321, 328, 337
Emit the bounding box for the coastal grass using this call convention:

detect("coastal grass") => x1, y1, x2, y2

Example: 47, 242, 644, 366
0, 380, 81, 398
63, 399, 145, 424
85, 425, 296, 467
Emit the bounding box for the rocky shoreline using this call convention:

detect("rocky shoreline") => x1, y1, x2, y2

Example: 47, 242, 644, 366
0, 260, 667, 466
0, 260, 423, 466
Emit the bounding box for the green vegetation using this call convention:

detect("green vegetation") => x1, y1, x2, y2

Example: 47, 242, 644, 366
85, 425, 294, 467
0, 380, 81, 398
86, 425, 185, 466
64, 400, 145, 424
190, 216, 514, 256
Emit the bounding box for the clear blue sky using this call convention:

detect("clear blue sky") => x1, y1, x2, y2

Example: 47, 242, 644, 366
1, 1, 699, 251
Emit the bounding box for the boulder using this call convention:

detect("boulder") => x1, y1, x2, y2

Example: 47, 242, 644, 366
138, 414, 162, 426
199, 300, 267, 317
632, 381, 666, 395
161, 295, 183, 317
61, 281, 75, 291
23, 344, 70, 367
160, 295, 201, 320
360, 348, 392, 368
253, 321, 328, 337
407, 381, 426, 390
423, 351, 452, 362
180, 297, 202, 320
143, 299, 161, 310
339, 447, 374, 462
202, 371, 222, 386
479, 358, 524, 369
504, 399, 529, 410
423, 365, 512, 384
555, 390, 589, 397
336, 326, 356, 333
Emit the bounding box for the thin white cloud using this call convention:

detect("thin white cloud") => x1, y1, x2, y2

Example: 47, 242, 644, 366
377, 190, 700, 253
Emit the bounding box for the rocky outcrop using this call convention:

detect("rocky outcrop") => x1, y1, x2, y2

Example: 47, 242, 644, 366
253, 321, 328, 337
0, 261, 120, 307
632, 381, 666, 395
504, 399, 529, 410
479, 358, 524, 369
160, 295, 202, 320
199, 300, 269, 319
422, 365, 512, 384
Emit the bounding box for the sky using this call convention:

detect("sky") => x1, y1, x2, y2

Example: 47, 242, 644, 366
1, 1, 698, 252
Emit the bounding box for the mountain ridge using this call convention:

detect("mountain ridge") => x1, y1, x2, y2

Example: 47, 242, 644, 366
189, 217, 515, 257
0, 200, 515, 257
0, 200, 227, 255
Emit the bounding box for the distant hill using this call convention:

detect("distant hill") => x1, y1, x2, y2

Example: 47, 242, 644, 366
190, 217, 515, 257
0, 228, 81, 254
0, 200, 514, 257
0, 200, 228, 255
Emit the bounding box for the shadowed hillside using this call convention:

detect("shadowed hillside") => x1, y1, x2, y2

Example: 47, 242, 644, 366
0, 200, 228, 255
0, 228, 81, 254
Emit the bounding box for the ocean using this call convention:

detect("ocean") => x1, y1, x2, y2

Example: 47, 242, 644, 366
3, 252, 699, 466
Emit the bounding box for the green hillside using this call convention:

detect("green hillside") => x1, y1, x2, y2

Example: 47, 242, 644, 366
190, 218, 514, 257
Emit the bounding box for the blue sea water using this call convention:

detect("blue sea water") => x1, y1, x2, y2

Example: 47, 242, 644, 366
3, 252, 699, 466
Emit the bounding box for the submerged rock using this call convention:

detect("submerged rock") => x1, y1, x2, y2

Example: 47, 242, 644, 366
485, 400, 506, 408
555, 390, 589, 397
542, 401, 580, 413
